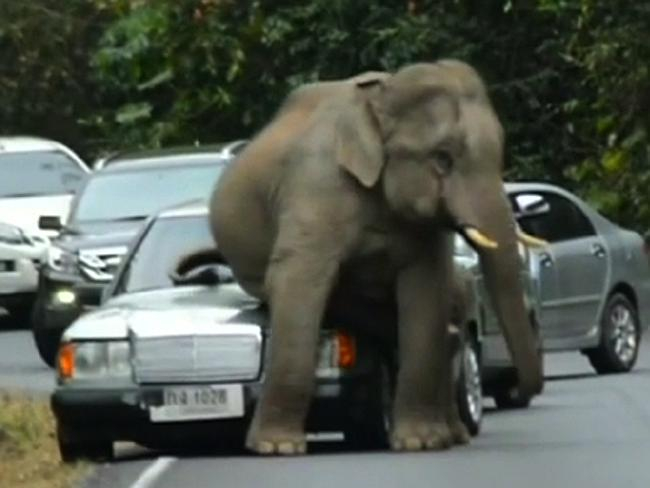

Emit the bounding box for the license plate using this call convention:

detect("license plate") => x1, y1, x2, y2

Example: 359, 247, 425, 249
149, 384, 244, 423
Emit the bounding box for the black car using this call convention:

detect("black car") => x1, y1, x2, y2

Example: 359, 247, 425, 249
32, 145, 234, 366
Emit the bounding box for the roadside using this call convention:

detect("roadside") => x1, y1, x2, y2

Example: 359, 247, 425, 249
0, 392, 88, 488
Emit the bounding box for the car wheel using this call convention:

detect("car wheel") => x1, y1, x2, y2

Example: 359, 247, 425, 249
32, 323, 61, 368
456, 338, 482, 436
343, 360, 392, 450
585, 293, 640, 374
57, 424, 113, 463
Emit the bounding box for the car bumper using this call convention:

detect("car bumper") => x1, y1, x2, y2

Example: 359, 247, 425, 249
52, 378, 361, 447
0, 256, 39, 298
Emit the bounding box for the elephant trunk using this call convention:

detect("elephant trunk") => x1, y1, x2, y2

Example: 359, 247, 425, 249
446, 176, 544, 397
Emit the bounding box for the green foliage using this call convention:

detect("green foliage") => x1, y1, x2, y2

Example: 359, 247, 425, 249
0, 0, 114, 157
1, 0, 649, 230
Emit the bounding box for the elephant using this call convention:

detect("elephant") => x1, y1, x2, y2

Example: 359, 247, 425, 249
208, 59, 544, 454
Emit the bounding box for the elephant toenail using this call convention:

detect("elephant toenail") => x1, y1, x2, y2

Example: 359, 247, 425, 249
405, 437, 423, 450
257, 441, 275, 454
278, 442, 296, 455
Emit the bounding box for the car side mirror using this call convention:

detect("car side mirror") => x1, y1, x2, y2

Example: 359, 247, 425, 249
39, 215, 62, 231
514, 194, 550, 218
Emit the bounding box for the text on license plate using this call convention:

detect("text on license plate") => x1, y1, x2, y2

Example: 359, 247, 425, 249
149, 384, 244, 423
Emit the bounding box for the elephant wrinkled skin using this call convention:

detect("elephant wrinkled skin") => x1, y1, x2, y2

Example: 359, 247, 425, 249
208, 60, 544, 454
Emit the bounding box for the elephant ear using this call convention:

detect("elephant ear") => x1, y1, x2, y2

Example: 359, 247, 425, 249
335, 77, 386, 188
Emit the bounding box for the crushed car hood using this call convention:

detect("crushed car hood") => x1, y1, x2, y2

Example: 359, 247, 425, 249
63, 284, 264, 342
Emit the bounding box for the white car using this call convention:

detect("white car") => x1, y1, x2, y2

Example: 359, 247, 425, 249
0, 221, 48, 325
0, 136, 89, 240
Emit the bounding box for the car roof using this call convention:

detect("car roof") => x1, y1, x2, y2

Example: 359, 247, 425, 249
505, 181, 587, 204
98, 146, 231, 174
0, 136, 89, 172
99, 141, 247, 169
0, 136, 69, 153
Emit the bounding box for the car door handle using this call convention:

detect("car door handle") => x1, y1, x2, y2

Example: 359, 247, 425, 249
539, 252, 554, 268
591, 243, 606, 258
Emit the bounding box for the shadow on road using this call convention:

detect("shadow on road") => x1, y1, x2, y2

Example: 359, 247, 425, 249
545, 372, 597, 382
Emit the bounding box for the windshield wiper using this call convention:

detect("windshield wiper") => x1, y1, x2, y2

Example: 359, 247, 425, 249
107, 215, 148, 222
0, 192, 44, 198
61, 225, 81, 236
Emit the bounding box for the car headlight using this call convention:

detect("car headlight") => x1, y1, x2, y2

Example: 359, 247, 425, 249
0, 222, 34, 246
48, 245, 78, 274
57, 341, 132, 382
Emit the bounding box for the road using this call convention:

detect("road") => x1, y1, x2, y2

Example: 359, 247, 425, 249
0, 318, 55, 394
2, 323, 650, 488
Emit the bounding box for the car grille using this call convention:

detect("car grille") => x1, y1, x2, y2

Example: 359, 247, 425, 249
78, 246, 127, 282
132, 326, 262, 384
0, 260, 16, 272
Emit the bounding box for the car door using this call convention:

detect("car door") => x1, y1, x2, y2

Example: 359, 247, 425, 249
512, 191, 608, 343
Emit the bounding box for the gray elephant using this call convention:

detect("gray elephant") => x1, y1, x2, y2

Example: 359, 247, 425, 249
209, 60, 544, 454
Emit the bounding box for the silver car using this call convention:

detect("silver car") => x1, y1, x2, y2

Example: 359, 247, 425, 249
506, 182, 650, 374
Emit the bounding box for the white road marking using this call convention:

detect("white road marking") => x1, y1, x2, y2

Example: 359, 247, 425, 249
130, 457, 177, 488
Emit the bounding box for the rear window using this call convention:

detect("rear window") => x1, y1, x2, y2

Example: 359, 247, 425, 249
0, 151, 86, 198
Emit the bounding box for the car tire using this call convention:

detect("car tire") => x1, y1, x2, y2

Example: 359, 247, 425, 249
32, 324, 61, 368
493, 382, 532, 410
343, 361, 392, 450
7, 304, 33, 328
584, 293, 640, 374
456, 337, 482, 436
57, 424, 113, 463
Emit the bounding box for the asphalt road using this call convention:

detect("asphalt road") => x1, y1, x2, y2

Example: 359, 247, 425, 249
2, 322, 650, 488
0, 318, 55, 394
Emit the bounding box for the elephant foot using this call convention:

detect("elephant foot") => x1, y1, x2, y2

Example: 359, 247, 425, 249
245, 426, 307, 455
390, 417, 453, 451
448, 419, 471, 445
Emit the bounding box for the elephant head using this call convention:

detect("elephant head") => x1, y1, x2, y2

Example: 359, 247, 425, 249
335, 60, 544, 397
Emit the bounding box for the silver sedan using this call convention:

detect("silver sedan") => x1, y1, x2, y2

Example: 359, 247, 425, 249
506, 182, 650, 374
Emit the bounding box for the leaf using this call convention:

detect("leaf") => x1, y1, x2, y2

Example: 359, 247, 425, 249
137, 68, 173, 91
115, 102, 152, 124
601, 149, 628, 174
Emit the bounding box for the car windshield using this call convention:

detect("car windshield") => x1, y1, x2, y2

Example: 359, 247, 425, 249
120, 214, 214, 293
0, 151, 86, 197
71, 163, 223, 223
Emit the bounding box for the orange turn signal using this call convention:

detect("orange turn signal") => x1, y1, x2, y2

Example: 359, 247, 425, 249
336, 332, 356, 369
58, 343, 75, 380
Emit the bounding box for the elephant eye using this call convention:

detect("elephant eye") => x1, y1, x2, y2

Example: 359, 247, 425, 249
432, 150, 454, 174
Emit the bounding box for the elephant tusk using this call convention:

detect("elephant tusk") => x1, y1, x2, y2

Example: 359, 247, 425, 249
517, 230, 548, 248
464, 227, 499, 250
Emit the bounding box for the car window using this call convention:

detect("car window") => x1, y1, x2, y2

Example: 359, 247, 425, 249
511, 191, 595, 243
0, 151, 86, 198
70, 163, 223, 223
118, 215, 214, 293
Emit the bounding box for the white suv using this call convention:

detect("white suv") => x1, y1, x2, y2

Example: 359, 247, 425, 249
0, 221, 48, 325
0, 136, 89, 240
0, 137, 88, 325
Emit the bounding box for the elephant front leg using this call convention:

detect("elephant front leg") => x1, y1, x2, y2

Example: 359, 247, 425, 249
246, 251, 339, 455
391, 247, 456, 451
